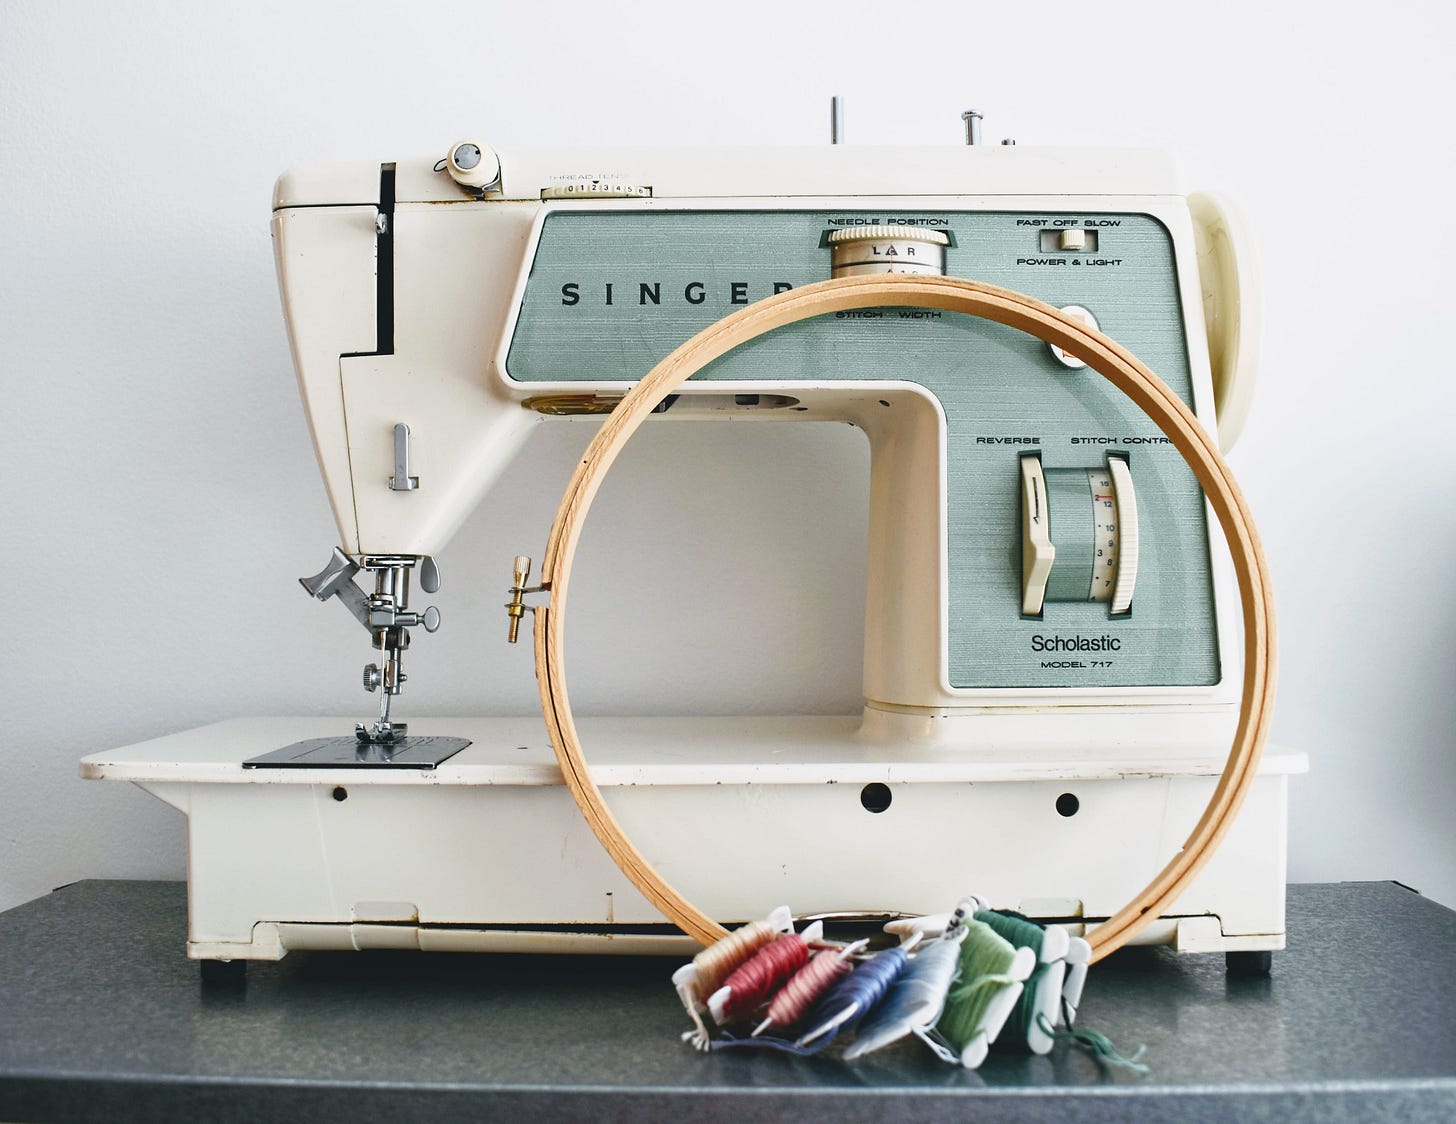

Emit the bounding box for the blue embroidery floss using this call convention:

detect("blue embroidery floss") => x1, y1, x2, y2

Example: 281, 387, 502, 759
842, 935, 963, 1060
675, 904, 1141, 1071
796, 946, 910, 1049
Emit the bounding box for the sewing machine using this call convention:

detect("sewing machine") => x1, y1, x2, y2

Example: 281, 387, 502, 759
83, 109, 1304, 973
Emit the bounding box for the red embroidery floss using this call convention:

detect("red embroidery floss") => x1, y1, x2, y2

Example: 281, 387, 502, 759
673, 906, 795, 1051
708, 931, 814, 1025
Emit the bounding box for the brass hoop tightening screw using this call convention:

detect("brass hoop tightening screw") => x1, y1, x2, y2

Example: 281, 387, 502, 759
506, 555, 533, 644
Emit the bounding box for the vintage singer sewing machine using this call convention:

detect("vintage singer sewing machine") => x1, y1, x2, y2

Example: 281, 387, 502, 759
83, 108, 1304, 972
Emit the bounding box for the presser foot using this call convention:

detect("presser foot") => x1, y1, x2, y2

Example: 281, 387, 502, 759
242, 734, 472, 770
357, 718, 408, 745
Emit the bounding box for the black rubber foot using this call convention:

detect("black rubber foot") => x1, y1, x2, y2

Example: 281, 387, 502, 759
200, 958, 247, 985
1225, 949, 1273, 976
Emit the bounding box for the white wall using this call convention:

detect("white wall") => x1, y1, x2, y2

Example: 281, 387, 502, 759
4, 0, 1453, 917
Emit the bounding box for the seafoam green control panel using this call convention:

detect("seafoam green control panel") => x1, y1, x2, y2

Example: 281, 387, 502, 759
505, 209, 1218, 691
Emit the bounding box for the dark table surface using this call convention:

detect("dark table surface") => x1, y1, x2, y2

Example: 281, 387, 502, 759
0, 880, 1452, 1122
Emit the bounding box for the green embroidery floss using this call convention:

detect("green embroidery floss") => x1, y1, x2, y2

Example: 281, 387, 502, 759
976, 910, 1064, 1056
976, 909, 1149, 1074
975, 910, 1047, 957
1036, 1012, 1150, 1075
930, 919, 1035, 1068
1010, 960, 1066, 1054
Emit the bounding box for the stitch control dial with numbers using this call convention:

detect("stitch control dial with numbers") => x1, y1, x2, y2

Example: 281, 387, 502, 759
1019, 454, 1139, 617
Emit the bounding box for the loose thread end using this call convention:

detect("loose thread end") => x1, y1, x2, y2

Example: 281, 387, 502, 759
1036, 1012, 1150, 1076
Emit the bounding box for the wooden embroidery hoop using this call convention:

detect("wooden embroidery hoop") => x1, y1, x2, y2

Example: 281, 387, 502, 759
531, 274, 1276, 963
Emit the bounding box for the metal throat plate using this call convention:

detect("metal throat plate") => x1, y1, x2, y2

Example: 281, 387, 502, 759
243, 736, 472, 770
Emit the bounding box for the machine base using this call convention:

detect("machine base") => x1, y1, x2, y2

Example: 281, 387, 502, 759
82, 716, 1307, 961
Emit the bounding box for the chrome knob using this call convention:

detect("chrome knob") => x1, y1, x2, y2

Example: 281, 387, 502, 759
422, 606, 441, 633
363, 664, 381, 692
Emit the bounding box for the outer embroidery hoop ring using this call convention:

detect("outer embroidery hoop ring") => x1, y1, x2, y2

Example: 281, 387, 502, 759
532, 274, 1275, 964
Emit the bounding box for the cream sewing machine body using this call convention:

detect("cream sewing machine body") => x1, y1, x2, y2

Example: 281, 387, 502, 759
83, 125, 1304, 971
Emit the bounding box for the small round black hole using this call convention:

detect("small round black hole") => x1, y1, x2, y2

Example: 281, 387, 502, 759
332, 786, 348, 802
878, 399, 891, 407
860, 783, 892, 813
1055, 792, 1079, 817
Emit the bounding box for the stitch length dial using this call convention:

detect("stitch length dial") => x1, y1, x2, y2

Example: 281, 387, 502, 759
1087, 465, 1121, 603
1019, 454, 1139, 617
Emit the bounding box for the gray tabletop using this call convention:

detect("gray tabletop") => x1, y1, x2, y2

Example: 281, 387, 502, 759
0, 880, 1452, 1122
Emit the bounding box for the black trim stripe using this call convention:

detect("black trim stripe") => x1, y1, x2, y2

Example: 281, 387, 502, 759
375, 163, 396, 356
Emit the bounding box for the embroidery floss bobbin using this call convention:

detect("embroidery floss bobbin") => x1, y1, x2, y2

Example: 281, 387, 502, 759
975, 910, 1068, 1055
975, 910, 1070, 963
708, 922, 824, 1025
796, 944, 912, 1049
673, 905, 793, 1050
882, 896, 992, 946
753, 939, 862, 1037
1061, 936, 1093, 1024
842, 933, 964, 1060
969, 914, 1146, 1072
930, 919, 1036, 1069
